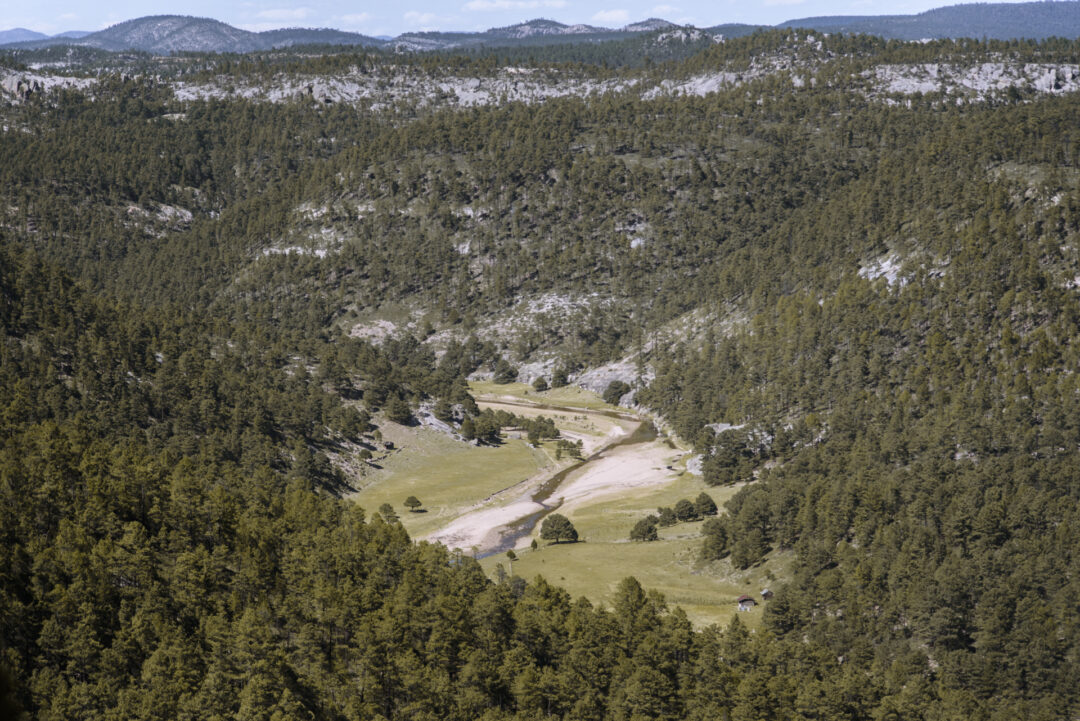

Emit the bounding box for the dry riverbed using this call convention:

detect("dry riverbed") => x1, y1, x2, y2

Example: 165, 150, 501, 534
351, 384, 783, 627
423, 397, 649, 553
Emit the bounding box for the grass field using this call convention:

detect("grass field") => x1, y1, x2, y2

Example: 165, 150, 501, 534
487, 537, 787, 629
479, 462, 787, 629
348, 421, 549, 538
477, 399, 635, 456
470, 380, 622, 411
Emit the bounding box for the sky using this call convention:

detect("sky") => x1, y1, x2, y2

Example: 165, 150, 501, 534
1, 0, 1034, 37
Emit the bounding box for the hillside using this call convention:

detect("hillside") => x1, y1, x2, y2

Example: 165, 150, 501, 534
8, 1, 1080, 57
0, 29, 47, 44
1, 27, 1079, 721
0, 15, 384, 54
0, 14, 660, 54
782, 0, 1080, 40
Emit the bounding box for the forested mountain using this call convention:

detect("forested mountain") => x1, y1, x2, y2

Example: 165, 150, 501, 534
0, 14, 674, 55
0, 29, 47, 45
0, 15, 384, 54
8, 1, 1080, 57
2, 26, 1080, 721
781, 1, 1080, 40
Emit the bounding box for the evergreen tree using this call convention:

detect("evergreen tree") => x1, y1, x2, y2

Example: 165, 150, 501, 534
540, 513, 579, 543
603, 380, 631, 405
674, 498, 699, 522
630, 515, 659, 542
385, 396, 413, 425
694, 492, 718, 517
493, 358, 518, 384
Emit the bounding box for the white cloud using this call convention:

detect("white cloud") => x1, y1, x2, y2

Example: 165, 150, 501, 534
464, 0, 567, 9
652, 4, 680, 14
404, 11, 438, 25
403, 11, 458, 30
592, 9, 630, 24
256, 8, 313, 21
340, 13, 373, 26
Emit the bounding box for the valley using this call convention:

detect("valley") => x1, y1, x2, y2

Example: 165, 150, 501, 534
2, 11, 1080, 719
349, 382, 774, 628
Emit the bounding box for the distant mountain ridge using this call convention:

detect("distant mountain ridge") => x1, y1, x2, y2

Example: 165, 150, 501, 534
0, 15, 640, 54
0, 28, 49, 44
88, 16, 266, 53
625, 19, 680, 32
4, 2, 1080, 54
485, 19, 605, 39
0, 15, 384, 54
779, 1, 1080, 40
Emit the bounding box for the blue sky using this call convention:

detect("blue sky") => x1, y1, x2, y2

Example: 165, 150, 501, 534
3, 1, 1030, 37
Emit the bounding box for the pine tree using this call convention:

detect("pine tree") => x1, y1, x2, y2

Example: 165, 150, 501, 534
694, 492, 718, 517
630, 515, 659, 542
540, 513, 578, 543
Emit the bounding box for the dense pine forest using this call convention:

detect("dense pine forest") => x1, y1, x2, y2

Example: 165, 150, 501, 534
2, 28, 1080, 719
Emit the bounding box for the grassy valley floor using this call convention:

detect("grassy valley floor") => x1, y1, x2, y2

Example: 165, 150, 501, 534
478, 431, 786, 629
349, 382, 786, 628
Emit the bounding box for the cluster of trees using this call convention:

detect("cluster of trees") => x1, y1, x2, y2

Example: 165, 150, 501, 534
554, 438, 585, 460
659, 493, 718, 525
630, 493, 717, 541
532, 366, 571, 392
516, 415, 560, 445
460, 409, 560, 445
699, 428, 773, 486
492, 357, 519, 384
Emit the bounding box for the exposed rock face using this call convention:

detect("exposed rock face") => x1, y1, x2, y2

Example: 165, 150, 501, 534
6, 38, 1080, 112
574, 360, 649, 397
0, 76, 42, 100
175, 68, 638, 107
293, 83, 337, 104
685, 455, 704, 476
487, 19, 604, 39
652, 28, 720, 44
868, 62, 1080, 97
625, 18, 678, 32
0, 71, 96, 102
